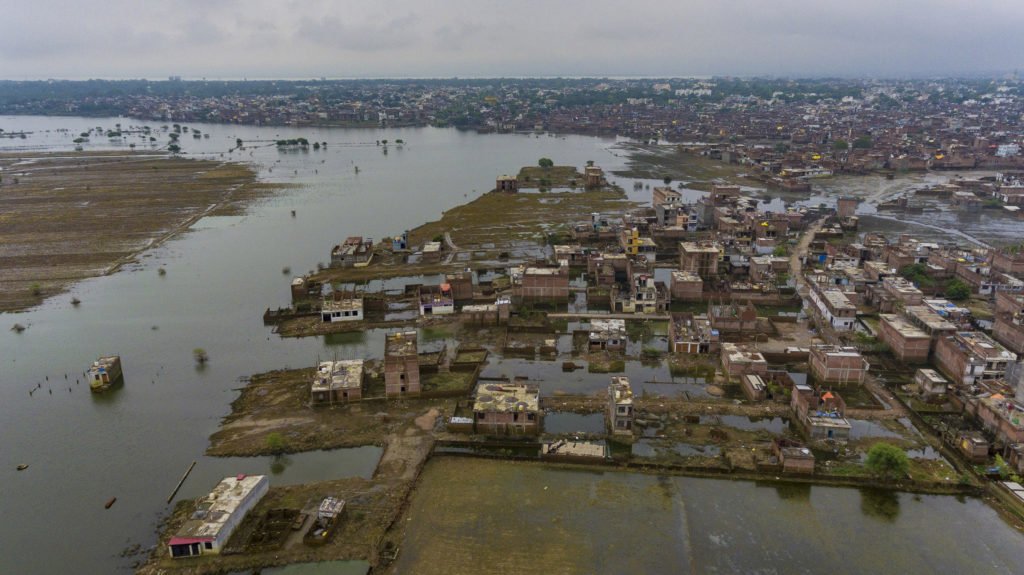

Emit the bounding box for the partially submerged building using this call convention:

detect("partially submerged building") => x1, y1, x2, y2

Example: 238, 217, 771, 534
418, 284, 455, 316
589, 319, 626, 351
772, 438, 815, 473
607, 376, 635, 436
385, 330, 420, 398
496, 174, 519, 193
669, 313, 719, 354
88, 355, 123, 392
168, 475, 269, 558
330, 237, 373, 268
472, 381, 540, 436
791, 385, 851, 441
321, 296, 364, 323
720, 343, 768, 379
311, 360, 364, 404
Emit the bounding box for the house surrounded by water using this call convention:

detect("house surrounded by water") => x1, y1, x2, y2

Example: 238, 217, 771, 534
168, 475, 268, 558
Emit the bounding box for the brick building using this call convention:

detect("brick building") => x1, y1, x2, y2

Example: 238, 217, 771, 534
809, 345, 869, 385
385, 330, 420, 398
877, 314, 931, 363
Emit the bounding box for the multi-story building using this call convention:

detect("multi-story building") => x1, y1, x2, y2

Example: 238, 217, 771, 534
311, 360, 364, 404
472, 382, 540, 436
877, 313, 931, 363
606, 376, 635, 436
385, 330, 420, 398
809, 345, 869, 385
808, 284, 857, 331
934, 331, 1017, 386
679, 241, 720, 279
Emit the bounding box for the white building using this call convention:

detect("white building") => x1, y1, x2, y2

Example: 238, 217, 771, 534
169, 475, 269, 558
321, 297, 364, 322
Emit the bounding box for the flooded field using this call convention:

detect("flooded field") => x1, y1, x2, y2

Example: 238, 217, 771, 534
395, 457, 1023, 575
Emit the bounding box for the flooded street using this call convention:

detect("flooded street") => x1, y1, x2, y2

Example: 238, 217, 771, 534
0, 116, 631, 573
397, 458, 1023, 575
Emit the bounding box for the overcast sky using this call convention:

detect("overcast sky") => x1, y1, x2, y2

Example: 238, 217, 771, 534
2, 0, 1022, 79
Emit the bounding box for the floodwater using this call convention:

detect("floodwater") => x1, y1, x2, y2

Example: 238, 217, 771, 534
251, 560, 370, 575
1, 116, 1021, 572
0, 116, 634, 573
396, 457, 1023, 574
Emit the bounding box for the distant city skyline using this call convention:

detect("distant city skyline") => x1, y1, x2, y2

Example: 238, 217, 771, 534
2, 0, 1022, 80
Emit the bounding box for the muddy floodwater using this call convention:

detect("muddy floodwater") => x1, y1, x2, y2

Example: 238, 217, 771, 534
397, 458, 1022, 575
1, 116, 1022, 573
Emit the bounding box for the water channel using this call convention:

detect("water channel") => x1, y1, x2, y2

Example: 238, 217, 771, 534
0, 116, 1020, 573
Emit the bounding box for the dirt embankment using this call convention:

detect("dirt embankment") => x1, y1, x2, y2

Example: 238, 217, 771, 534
0, 152, 276, 313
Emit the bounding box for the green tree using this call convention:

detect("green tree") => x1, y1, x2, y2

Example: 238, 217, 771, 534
538, 157, 554, 168
663, 175, 672, 185
167, 143, 181, 154
852, 136, 874, 149
945, 278, 971, 300
899, 263, 933, 287
772, 245, 788, 257
266, 432, 286, 453
865, 442, 909, 482
192, 348, 208, 364
833, 139, 849, 151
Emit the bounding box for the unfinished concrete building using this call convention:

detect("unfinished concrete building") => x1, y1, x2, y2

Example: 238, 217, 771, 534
472, 381, 540, 436
935, 331, 1017, 386
607, 376, 635, 436
385, 330, 420, 398
680, 241, 720, 279
669, 313, 719, 354
720, 343, 768, 379
311, 360, 364, 404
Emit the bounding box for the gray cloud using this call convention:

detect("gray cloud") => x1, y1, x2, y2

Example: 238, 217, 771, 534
0, 0, 1022, 78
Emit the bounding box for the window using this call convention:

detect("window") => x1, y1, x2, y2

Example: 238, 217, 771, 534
477, 412, 485, 420
204, 542, 212, 550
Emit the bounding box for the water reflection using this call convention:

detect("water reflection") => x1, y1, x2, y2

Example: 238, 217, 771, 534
860, 488, 901, 523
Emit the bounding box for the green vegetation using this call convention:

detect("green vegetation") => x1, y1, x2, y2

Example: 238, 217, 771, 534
865, 442, 910, 482
945, 278, 971, 301
193, 347, 208, 364
265, 432, 286, 453
662, 175, 672, 184
538, 157, 554, 168
899, 263, 934, 287
832, 140, 849, 151
772, 245, 788, 257
852, 136, 874, 149
276, 138, 309, 147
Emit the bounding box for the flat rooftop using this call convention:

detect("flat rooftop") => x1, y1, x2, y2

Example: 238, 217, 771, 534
905, 305, 957, 331
174, 475, 267, 540
312, 360, 364, 392
880, 314, 928, 339
542, 440, 606, 458
385, 330, 418, 356
473, 382, 539, 413
610, 376, 633, 404
680, 241, 720, 253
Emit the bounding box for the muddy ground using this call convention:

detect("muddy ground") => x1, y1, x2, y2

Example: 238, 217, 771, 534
306, 167, 639, 286
207, 367, 458, 457
0, 152, 276, 313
